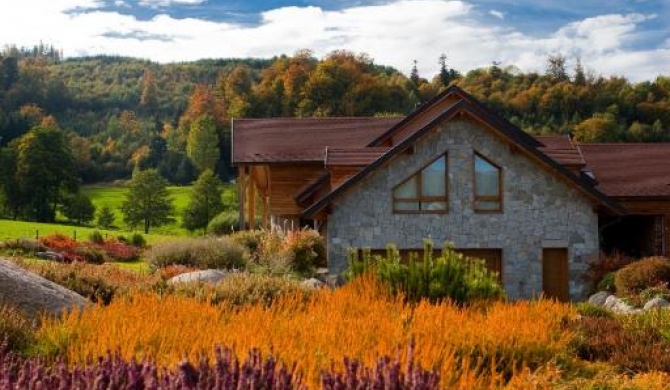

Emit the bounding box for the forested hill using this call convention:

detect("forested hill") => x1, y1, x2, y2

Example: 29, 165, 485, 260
0, 46, 668, 186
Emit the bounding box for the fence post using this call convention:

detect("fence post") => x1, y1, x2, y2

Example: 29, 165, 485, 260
73, 230, 77, 241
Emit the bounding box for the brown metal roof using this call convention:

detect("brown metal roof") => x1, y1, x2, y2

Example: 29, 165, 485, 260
536, 135, 585, 166
325, 147, 390, 167
580, 144, 670, 197
232, 117, 403, 163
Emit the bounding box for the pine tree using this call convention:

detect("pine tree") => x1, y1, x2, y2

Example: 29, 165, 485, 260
438, 54, 450, 87
121, 169, 174, 234
410, 60, 420, 86
187, 114, 220, 173
97, 204, 116, 229
182, 169, 224, 234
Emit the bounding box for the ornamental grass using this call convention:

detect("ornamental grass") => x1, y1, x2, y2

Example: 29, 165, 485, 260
37, 275, 576, 388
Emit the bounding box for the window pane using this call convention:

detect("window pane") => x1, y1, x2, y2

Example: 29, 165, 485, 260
421, 201, 447, 211
475, 200, 501, 211
395, 201, 420, 211
394, 176, 418, 198
475, 155, 500, 197
421, 156, 446, 197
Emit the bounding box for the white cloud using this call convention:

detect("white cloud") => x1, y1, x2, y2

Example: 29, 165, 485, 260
139, 0, 207, 7
0, 0, 666, 81
489, 9, 504, 19
114, 0, 130, 7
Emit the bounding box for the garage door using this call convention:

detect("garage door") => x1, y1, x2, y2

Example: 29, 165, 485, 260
542, 248, 569, 302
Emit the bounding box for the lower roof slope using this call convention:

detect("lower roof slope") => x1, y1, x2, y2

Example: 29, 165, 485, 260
579, 144, 670, 197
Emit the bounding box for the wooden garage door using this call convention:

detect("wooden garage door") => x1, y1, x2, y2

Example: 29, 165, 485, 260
542, 248, 569, 302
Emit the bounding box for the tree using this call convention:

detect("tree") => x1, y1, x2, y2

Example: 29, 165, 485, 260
15, 125, 78, 222
182, 169, 224, 234
410, 60, 419, 86
121, 169, 174, 234
61, 192, 95, 225
574, 59, 586, 86
546, 54, 568, 82
97, 204, 116, 229
186, 114, 220, 173
139, 69, 158, 114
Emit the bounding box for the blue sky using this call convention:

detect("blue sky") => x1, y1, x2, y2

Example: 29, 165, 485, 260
1, 0, 668, 81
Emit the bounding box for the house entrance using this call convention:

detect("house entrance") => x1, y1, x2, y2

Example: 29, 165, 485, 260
600, 215, 664, 258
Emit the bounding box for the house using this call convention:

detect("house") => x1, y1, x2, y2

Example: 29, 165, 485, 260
232, 86, 670, 301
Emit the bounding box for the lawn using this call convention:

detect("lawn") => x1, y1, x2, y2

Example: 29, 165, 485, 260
0, 219, 168, 245
81, 183, 237, 236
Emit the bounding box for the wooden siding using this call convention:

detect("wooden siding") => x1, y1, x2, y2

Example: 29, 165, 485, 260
329, 166, 361, 188
268, 165, 326, 216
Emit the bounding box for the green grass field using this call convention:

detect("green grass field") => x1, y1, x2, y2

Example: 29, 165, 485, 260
82, 184, 194, 235
0, 219, 168, 245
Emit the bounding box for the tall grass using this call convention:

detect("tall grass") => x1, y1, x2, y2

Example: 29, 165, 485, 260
37, 275, 576, 388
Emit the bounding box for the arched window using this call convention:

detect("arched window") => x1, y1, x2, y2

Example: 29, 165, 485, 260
393, 155, 448, 213
474, 153, 502, 212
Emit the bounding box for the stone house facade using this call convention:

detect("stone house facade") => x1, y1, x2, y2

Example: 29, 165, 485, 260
233, 86, 670, 301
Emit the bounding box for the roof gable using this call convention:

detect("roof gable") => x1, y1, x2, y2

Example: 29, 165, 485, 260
303, 91, 624, 217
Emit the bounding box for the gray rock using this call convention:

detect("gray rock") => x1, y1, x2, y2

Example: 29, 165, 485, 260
301, 278, 326, 289
603, 295, 621, 310
588, 291, 611, 306
35, 251, 65, 262
167, 269, 229, 285
643, 297, 670, 310
0, 259, 89, 319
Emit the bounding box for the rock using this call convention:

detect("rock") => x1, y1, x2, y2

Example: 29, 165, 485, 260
643, 297, 670, 310
0, 259, 89, 319
588, 291, 611, 306
603, 295, 621, 310
301, 278, 326, 289
35, 251, 65, 262
167, 269, 229, 285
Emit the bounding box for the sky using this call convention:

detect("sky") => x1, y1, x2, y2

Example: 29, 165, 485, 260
0, 0, 668, 81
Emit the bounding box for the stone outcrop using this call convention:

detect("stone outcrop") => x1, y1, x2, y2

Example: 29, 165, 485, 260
167, 269, 229, 285
0, 259, 89, 319
587, 291, 669, 314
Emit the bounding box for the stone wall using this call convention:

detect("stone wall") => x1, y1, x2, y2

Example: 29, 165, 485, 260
327, 118, 599, 299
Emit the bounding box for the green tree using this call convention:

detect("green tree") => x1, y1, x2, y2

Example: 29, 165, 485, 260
121, 169, 174, 234
573, 113, 619, 143
97, 204, 116, 229
186, 114, 220, 173
15, 125, 78, 222
182, 169, 224, 234
61, 192, 95, 225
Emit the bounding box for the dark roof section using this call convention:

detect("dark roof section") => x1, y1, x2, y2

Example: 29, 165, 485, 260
303, 100, 625, 218
580, 144, 670, 197
232, 117, 403, 164
536, 135, 585, 166
325, 147, 390, 167
368, 86, 543, 149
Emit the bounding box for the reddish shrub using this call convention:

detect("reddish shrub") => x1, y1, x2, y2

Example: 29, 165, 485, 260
586, 251, 634, 292
614, 257, 670, 296
99, 240, 139, 262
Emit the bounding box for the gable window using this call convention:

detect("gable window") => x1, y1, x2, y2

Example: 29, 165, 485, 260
393, 155, 448, 213
474, 153, 502, 212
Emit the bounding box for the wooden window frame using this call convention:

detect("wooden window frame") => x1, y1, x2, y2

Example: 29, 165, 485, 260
473, 152, 503, 213
392, 154, 449, 214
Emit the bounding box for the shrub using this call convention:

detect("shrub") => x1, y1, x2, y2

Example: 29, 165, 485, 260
88, 230, 104, 244
0, 303, 35, 353
207, 211, 239, 235
587, 251, 634, 293
100, 240, 140, 262
283, 229, 326, 275
614, 257, 670, 296
75, 246, 106, 264
128, 233, 146, 248
347, 242, 504, 305
230, 230, 266, 253
171, 273, 312, 306
574, 302, 613, 319
596, 272, 616, 293
0, 238, 40, 254
147, 237, 247, 270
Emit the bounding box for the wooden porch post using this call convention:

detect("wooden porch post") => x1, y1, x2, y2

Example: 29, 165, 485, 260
238, 166, 246, 230
248, 169, 256, 230
665, 214, 670, 257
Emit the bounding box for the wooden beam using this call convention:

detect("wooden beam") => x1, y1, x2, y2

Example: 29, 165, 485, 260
248, 169, 256, 230
665, 214, 670, 258
238, 166, 246, 230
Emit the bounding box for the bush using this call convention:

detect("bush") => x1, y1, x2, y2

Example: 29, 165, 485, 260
147, 237, 247, 270
75, 246, 106, 264
0, 303, 35, 353
128, 233, 146, 248
0, 238, 40, 254
207, 211, 239, 235
587, 251, 634, 293
283, 229, 326, 275
100, 240, 140, 262
596, 272, 616, 293
230, 230, 266, 253
346, 241, 504, 305
575, 302, 613, 319
614, 257, 670, 296
88, 230, 104, 244
170, 273, 312, 306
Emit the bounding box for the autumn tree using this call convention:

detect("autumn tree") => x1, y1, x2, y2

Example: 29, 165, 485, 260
182, 169, 224, 234
187, 114, 220, 173
573, 113, 619, 143
140, 69, 158, 114
121, 169, 174, 234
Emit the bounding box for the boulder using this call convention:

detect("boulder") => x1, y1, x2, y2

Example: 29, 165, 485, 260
167, 269, 229, 285
35, 251, 65, 262
643, 297, 670, 310
603, 295, 621, 310
0, 259, 89, 319
301, 278, 326, 289
588, 291, 611, 306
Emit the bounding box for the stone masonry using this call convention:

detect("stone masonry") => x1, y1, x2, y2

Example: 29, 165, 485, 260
327, 118, 599, 300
